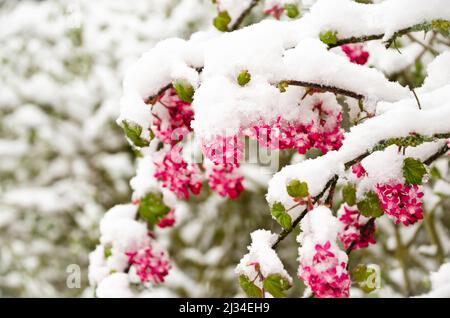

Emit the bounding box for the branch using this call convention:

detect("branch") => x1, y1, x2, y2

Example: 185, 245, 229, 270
284, 80, 364, 100
230, 0, 261, 31
328, 21, 445, 49
424, 144, 449, 165
144, 83, 172, 105
271, 175, 338, 249
272, 135, 450, 250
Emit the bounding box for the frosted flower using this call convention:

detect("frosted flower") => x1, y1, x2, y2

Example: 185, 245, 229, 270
126, 246, 171, 284
157, 210, 176, 228
207, 164, 244, 199
351, 163, 367, 178
154, 146, 203, 200
247, 101, 343, 155
245, 116, 311, 153
375, 183, 424, 226
201, 135, 244, 166
298, 241, 350, 298
152, 88, 194, 145
337, 205, 376, 250
341, 44, 370, 65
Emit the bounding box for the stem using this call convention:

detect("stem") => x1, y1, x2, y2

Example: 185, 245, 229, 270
230, 0, 261, 31
283, 80, 364, 100
423, 207, 445, 264
271, 175, 338, 249
329, 22, 446, 49
424, 144, 449, 165
394, 225, 412, 296
346, 218, 376, 255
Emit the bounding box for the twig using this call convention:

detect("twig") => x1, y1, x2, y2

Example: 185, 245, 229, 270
346, 218, 376, 255
410, 88, 422, 110
230, 0, 261, 31
271, 175, 338, 249
406, 34, 439, 56
328, 22, 446, 49
424, 144, 449, 165
283, 80, 364, 100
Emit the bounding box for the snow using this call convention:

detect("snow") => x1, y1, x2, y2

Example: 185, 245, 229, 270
96, 273, 135, 298
297, 206, 346, 263
309, 0, 450, 40
235, 230, 293, 287
418, 263, 450, 298
420, 51, 450, 92
119, 0, 450, 144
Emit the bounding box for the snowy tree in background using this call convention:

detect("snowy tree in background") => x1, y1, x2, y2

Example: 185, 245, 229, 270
88, 0, 450, 298
0, 0, 212, 297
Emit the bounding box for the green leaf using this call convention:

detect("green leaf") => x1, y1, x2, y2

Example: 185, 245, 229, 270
352, 264, 379, 293
263, 274, 291, 298
278, 213, 292, 230
239, 275, 263, 298
357, 191, 384, 218
342, 184, 357, 206
271, 202, 292, 229
286, 180, 309, 199
237, 70, 251, 86
319, 30, 338, 45
138, 192, 171, 225
122, 120, 150, 148
173, 81, 194, 103
284, 4, 300, 19
403, 157, 427, 185
213, 11, 231, 32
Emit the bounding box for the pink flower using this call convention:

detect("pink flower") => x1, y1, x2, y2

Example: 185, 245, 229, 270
152, 88, 194, 145
157, 210, 175, 228
246, 102, 344, 155
154, 146, 203, 200
299, 241, 350, 298
207, 164, 245, 199
341, 44, 370, 65
126, 246, 171, 284
352, 164, 367, 178
264, 5, 285, 20
338, 205, 376, 250
375, 183, 424, 226
201, 135, 243, 167
245, 116, 311, 153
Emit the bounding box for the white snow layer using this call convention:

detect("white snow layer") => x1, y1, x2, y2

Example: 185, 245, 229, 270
119, 0, 450, 142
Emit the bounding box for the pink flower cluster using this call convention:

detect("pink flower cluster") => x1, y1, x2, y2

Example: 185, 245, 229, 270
375, 183, 424, 226
338, 205, 376, 250
152, 88, 194, 145
201, 135, 244, 167
150, 89, 246, 200
154, 146, 202, 200
298, 241, 350, 298
245, 116, 311, 153
207, 164, 245, 199
341, 44, 370, 65
246, 102, 343, 155
126, 246, 171, 284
